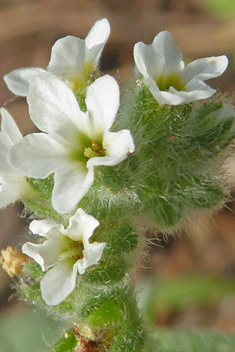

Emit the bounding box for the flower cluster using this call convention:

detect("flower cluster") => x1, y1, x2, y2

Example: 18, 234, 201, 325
1, 19, 135, 305
0, 18, 230, 310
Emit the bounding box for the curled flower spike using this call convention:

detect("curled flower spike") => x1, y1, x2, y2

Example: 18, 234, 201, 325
134, 30, 228, 105
8, 75, 135, 214
0, 108, 30, 209
4, 18, 110, 96
22, 208, 106, 305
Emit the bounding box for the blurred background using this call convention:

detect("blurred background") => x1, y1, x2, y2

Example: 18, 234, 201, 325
1, 0, 235, 351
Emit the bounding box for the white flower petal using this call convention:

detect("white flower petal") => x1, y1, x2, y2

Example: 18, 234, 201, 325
152, 30, 184, 75
0, 185, 18, 209
85, 75, 120, 136
75, 242, 106, 274
71, 110, 94, 141
64, 208, 99, 242
0, 130, 12, 150
175, 79, 216, 102
27, 75, 82, 142
40, 259, 77, 305
85, 18, 110, 65
3, 67, 46, 96
0, 108, 29, 208
134, 42, 163, 79
22, 232, 66, 271
0, 132, 13, 173
0, 178, 26, 209
85, 18, 110, 49
52, 164, 89, 214
104, 130, 135, 164
86, 130, 135, 172
47, 19, 110, 81
150, 89, 186, 105
47, 36, 86, 79
29, 219, 61, 236
182, 55, 228, 84
0, 109, 23, 175
8, 133, 65, 178
0, 108, 22, 144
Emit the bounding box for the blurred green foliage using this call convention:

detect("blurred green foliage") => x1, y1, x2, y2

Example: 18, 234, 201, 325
155, 329, 235, 352
207, 0, 235, 19
2, 274, 235, 352
0, 305, 57, 352
138, 274, 235, 324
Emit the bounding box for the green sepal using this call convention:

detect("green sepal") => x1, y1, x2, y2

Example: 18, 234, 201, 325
179, 174, 225, 209
74, 91, 87, 112
147, 192, 183, 229
110, 288, 146, 352
26, 176, 54, 196
193, 101, 223, 120
83, 263, 126, 284
87, 299, 122, 330
22, 260, 43, 279
23, 195, 67, 224
18, 262, 43, 304
23, 176, 67, 222
79, 182, 139, 223
73, 68, 101, 112
19, 281, 42, 305
104, 223, 138, 254
188, 116, 235, 155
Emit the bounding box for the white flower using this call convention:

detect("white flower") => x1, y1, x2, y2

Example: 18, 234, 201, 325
22, 208, 106, 305
134, 30, 228, 105
0, 108, 29, 209
4, 18, 110, 96
8, 74, 135, 214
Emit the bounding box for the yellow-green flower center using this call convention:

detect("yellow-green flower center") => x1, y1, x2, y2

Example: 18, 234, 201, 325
70, 134, 106, 163
69, 61, 96, 91
59, 240, 84, 262
156, 73, 185, 91
84, 141, 106, 159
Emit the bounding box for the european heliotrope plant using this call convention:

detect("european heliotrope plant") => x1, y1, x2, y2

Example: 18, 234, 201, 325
0, 18, 235, 352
